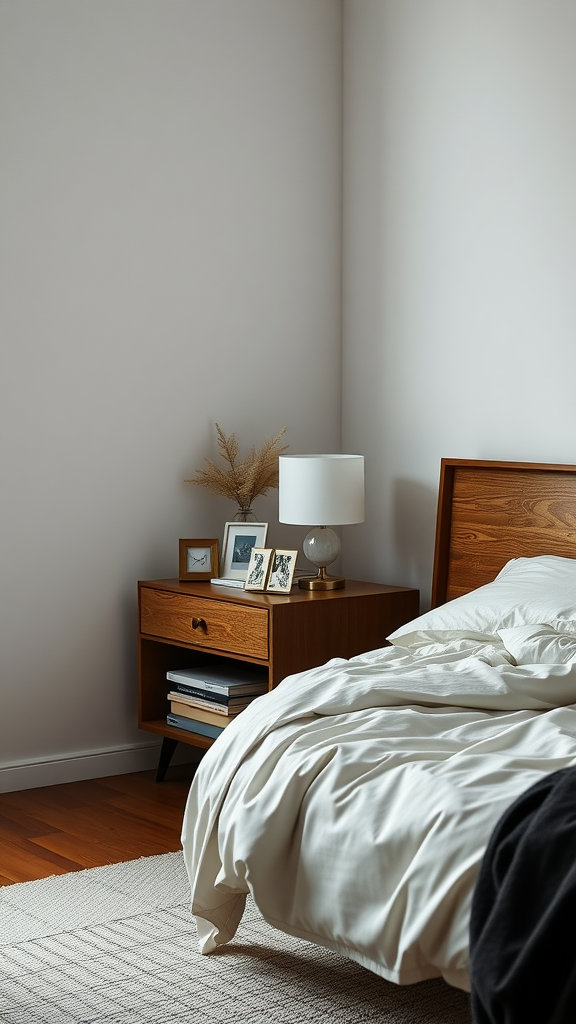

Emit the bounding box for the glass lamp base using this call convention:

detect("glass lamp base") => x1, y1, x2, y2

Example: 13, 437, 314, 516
300, 527, 345, 589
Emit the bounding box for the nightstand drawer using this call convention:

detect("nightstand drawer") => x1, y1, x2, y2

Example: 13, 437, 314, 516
140, 587, 268, 659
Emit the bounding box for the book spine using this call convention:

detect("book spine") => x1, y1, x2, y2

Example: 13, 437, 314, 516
170, 700, 232, 728
167, 691, 243, 715
171, 684, 232, 705
165, 671, 264, 696
166, 676, 243, 696
166, 713, 223, 739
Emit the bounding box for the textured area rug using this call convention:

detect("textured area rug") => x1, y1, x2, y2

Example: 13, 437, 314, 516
0, 852, 472, 1024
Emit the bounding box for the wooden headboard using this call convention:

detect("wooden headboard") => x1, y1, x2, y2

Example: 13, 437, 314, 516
431, 459, 576, 607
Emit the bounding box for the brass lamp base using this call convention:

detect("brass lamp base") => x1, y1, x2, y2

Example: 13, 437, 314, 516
298, 567, 345, 591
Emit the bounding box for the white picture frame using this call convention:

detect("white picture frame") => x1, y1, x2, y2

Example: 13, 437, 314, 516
266, 549, 298, 593
220, 522, 269, 581
244, 547, 274, 591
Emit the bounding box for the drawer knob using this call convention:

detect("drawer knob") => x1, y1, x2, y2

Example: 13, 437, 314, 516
191, 616, 207, 631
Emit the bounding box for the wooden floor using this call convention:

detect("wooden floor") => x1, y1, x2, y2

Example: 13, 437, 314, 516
0, 762, 199, 886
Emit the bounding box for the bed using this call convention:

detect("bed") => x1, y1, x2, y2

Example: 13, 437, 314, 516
181, 458, 576, 999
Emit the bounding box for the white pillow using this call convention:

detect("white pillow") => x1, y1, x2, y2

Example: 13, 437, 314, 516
498, 624, 576, 665
388, 555, 576, 648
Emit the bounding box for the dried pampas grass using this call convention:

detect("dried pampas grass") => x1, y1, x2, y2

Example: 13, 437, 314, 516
186, 424, 288, 512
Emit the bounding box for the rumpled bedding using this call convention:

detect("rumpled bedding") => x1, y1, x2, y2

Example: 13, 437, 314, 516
181, 629, 576, 992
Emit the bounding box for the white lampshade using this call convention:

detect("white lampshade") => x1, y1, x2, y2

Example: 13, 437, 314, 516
279, 454, 365, 526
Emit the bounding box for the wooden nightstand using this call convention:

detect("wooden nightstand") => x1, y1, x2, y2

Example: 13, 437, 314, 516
138, 578, 419, 780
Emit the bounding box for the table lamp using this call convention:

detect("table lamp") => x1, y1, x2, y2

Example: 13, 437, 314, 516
278, 454, 365, 590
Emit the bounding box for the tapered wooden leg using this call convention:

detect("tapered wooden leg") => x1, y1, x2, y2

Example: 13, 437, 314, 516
156, 737, 178, 782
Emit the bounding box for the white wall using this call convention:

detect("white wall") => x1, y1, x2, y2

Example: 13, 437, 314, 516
0, 0, 343, 790
342, 0, 576, 603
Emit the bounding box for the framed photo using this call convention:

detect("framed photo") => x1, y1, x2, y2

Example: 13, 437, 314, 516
266, 549, 298, 593
179, 538, 219, 581
220, 522, 268, 581
244, 547, 274, 591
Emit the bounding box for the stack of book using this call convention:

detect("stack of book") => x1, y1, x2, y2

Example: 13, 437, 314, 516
166, 663, 268, 740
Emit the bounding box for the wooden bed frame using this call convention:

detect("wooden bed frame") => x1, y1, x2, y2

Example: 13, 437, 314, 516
431, 458, 576, 607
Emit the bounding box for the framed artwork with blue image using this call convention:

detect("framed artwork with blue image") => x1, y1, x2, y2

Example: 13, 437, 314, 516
220, 522, 268, 581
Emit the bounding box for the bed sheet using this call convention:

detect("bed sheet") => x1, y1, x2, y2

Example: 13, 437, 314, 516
181, 637, 576, 992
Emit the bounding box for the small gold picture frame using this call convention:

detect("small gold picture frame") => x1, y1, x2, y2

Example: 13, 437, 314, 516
266, 549, 298, 593
244, 547, 274, 591
179, 539, 219, 581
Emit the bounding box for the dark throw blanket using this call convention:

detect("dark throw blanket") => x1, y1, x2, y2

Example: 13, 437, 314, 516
469, 765, 576, 1024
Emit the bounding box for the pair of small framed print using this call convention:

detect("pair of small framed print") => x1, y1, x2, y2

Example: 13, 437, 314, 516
244, 548, 298, 593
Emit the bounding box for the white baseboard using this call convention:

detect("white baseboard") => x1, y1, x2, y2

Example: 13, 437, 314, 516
0, 740, 200, 793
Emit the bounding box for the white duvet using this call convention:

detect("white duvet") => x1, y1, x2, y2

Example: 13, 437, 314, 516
181, 629, 576, 992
